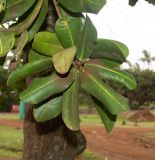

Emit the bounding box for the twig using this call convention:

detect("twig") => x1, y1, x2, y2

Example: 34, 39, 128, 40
53, 0, 62, 18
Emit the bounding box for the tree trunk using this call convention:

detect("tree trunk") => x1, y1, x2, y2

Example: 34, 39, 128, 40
23, 1, 86, 160
23, 105, 86, 160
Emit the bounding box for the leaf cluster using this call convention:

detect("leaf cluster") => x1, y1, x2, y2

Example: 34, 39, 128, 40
0, 0, 137, 132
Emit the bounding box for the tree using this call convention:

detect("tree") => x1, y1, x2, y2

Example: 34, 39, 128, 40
129, 0, 155, 6
0, 1, 136, 160
0, 67, 18, 112
140, 50, 155, 69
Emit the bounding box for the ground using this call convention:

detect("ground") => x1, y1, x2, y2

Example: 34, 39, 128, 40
82, 125, 155, 160
0, 112, 155, 160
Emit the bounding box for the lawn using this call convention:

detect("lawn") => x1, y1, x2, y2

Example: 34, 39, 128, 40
0, 125, 23, 160
80, 110, 155, 128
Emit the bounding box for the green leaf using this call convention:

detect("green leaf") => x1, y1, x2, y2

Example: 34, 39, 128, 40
80, 69, 129, 115
62, 71, 80, 131
34, 96, 62, 122
0, 0, 43, 33
58, 0, 106, 14
20, 72, 73, 104
101, 59, 121, 68
0, 0, 6, 13
0, 32, 15, 57
7, 58, 52, 85
85, 59, 137, 90
92, 97, 116, 133
28, 0, 48, 42
1, 0, 36, 23
55, 17, 82, 48
28, 50, 50, 62
32, 32, 63, 56
91, 39, 129, 63
52, 46, 76, 74
76, 15, 97, 61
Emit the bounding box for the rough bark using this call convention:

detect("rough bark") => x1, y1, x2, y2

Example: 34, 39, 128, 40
23, 1, 86, 160
23, 105, 86, 160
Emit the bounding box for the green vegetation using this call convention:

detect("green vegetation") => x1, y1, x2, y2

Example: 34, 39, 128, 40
78, 150, 104, 160
0, 123, 104, 160
0, 67, 18, 112
0, 125, 23, 159
80, 110, 155, 128
0, 113, 19, 120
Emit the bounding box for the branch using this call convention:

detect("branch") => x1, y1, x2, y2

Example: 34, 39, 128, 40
53, 0, 62, 18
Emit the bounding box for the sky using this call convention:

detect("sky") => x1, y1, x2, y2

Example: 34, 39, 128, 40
89, 0, 155, 70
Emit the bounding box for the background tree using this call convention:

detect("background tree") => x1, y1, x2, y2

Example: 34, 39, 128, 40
129, 0, 155, 6
0, 1, 137, 160
140, 50, 155, 68
0, 67, 18, 112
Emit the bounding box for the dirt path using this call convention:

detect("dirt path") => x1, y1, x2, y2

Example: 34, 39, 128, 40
0, 119, 23, 129
82, 125, 155, 160
0, 119, 155, 160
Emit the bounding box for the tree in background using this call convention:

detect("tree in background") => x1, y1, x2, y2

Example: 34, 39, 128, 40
0, 1, 137, 160
129, 0, 155, 6
140, 50, 155, 69
0, 67, 18, 112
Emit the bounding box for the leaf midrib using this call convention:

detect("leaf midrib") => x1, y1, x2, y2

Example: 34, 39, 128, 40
22, 76, 58, 99
87, 72, 126, 110
66, 21, 74, 46
79, 19, 88, 59
87, 63, 136, 85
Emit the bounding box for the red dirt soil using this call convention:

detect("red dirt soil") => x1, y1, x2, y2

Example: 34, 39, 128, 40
0, 119, 155, 160
129, 110, 155, 122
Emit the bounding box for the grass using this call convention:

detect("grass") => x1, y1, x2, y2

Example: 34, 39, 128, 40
80, 114, 101, 125
0, 113, 19, 120
77, 150, 104, 160
0, 110, 155, 160
0, 125, 23, 159
0, 124, 104, 160
80, 111, 155, 128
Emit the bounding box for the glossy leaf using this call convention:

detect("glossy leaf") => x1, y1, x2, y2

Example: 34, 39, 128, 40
0, 0, 43, 33
85, 59, 137, 90
55, 17, 82, 48
28, 50, 49, 62
1, 0, 36, 23
91, 39, 129, 63
34, 96, 62, 122
80, 69, 129, 115
0, 32, 15, 57
101, 59, 121, 68
58, 0, 106, 14
32, 32, 63, 56
92, 97, 116, 133
7, 58, 52, 85
62, 71, 80, 130
20, 72, 73, 104
76, 15, 97, 61
28, 0, 48, 42
52, 46, 76, 74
